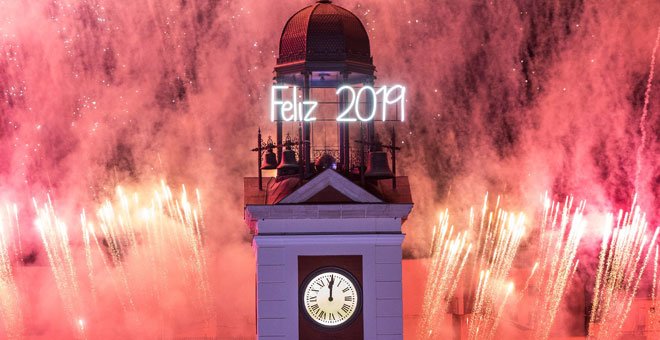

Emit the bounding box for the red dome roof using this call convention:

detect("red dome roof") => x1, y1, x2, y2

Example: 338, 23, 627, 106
277, 1, 373, 68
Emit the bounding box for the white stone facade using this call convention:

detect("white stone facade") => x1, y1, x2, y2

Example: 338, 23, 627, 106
245, 170, 412, 339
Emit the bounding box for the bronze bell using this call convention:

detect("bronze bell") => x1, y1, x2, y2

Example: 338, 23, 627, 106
314, 153, 337, 172
277, 145, 299, 176
261, 146, 278, 170
365, 150, 394, 179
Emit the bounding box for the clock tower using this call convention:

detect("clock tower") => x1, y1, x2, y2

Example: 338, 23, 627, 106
245, 1, 413, 339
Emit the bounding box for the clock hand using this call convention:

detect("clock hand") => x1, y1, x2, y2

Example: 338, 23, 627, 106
328, 274, 335, 302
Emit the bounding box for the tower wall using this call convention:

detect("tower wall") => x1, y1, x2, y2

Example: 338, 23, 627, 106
254, 233, 404, 339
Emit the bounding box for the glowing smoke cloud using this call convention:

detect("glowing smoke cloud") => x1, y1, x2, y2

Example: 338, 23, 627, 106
0, 0, 658, 338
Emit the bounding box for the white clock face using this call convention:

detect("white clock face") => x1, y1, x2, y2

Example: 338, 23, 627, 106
301, 268, 361, 328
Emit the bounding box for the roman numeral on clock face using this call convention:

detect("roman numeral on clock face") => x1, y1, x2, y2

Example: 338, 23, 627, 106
310, 304, 319, 313
345, 296, 353, 302
341, 304, 350, 313
342, 287, 350, 293
308, 296, 317, 302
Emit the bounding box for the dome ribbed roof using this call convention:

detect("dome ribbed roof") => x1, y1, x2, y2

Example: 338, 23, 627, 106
277, 1, 373, 67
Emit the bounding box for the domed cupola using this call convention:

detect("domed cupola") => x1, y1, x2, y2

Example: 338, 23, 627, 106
276, 0, 374, 78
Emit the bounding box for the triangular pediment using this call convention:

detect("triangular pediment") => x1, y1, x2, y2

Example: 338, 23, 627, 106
279, 169, 382, 204
305, 186, 354, 203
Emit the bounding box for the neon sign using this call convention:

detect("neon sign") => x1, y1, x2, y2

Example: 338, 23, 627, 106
270, 85, 406, 123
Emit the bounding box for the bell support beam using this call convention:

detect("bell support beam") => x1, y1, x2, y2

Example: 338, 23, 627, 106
365, 78, 376, 149
275, 80, 283, 163
258, 128, 263, 191
338, 71, 350, 174
302, 72, 312, 176
391, 125, 397, 189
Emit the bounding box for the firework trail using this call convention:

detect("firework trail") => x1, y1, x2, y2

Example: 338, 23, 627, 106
487, 282, 514, 340
154, 182, 215, 330
419, 195, 526, 340
29, 182, 215, 336
94, 190, 138, 314
34, 197, 86, 338
654, 245, 658, 304
419, 194, 599, 340
467, 198, 525, 340
420, 211, 472, 339
0, 203, 23, 339
79, 182, 216, 332
519, 262, 539, 298
588, 198, 659, 339
529, 194, 586, 340
635, 26, 660, 192
80, 209, 130, 313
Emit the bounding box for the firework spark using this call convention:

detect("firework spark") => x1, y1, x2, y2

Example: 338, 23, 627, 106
34, 197, 85, 335
0, 203, 23, 339
487, 282, 514, 340
419, 195, 527, 340
529, 194, 586, 340
467, 202, 525, 340
28, 182, 216, 337
588, 197, 659, 339
634, 26, 660, 192
83, 182, 216, 333
420, 210, 472, 339
654, 245, 658, 304
420, 194, 602, 339
519, 261, 539, 298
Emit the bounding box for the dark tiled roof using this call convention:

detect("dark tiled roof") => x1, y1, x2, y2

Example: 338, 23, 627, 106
244, 177, 301, 205
277, 2, 372, 66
